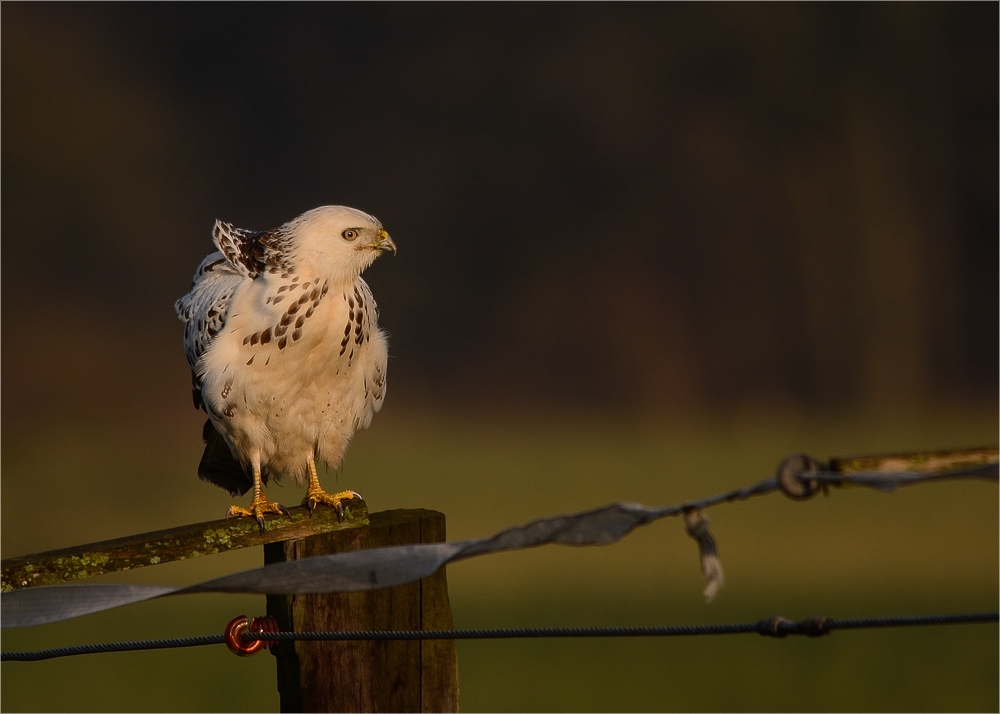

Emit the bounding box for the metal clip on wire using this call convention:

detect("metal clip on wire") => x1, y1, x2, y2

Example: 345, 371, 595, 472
776, 453, 827, 500
224, 615, 280, 656
755, 615, 831, 638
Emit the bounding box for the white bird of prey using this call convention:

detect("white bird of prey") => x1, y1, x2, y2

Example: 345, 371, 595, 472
174, 206, 396, 531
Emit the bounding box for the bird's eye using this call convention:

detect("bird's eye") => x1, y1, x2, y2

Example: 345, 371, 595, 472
342, 229, 358, 242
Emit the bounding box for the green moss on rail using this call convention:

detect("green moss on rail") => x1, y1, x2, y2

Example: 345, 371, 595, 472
0, 501, 369, 592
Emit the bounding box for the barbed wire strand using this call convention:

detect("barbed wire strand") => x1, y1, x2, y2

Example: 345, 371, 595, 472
3, 612, 996, 662
664, 461, 998, 516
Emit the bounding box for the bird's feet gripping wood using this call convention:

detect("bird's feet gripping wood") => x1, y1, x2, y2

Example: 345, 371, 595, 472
228, 498, 292, 535
303, 488, 362, 519
227, 463, 291, 534
302, 458, 361, 519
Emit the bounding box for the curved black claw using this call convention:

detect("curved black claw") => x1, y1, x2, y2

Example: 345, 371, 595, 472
277, 503, 292, 518
307, 497, 318, 516
256, 515, 266, 535
335, 501, 345, 520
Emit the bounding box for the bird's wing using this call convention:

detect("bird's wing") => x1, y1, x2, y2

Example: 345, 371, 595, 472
212, 220, 293, 279
355, 280, 389, 430
361, 351, 388, 426
175, 253, 254, 492
174, 251, 245, 408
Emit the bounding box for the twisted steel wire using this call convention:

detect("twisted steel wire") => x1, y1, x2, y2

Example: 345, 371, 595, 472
2, 635, 224, 662
3, 612, 995, 662
262, 623, 762, 641
827, 612, 999, 630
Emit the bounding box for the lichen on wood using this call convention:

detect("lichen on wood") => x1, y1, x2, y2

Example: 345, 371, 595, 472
1, 501, 369, 592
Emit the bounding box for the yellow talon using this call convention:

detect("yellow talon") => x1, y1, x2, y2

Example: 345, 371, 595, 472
227, 464, 291, 534
302, 488, 361, 518
302, 458, 360, 518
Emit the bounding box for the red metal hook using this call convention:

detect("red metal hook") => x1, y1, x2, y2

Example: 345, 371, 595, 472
224, 615, 280, 656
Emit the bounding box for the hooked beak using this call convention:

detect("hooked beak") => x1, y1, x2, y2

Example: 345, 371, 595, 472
371, 229, 396, 255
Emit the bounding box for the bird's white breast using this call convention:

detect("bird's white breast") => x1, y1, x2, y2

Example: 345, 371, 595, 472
200, 272, 387, 483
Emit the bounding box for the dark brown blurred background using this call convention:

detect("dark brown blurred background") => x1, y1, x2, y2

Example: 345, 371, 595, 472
2, 5, 998, 712
3, 2, 997, 429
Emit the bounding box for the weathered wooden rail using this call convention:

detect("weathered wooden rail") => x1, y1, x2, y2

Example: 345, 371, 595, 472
0, 501, 459, 712
1, 502, 369, 592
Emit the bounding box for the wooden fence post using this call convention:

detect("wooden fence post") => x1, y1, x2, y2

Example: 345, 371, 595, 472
2, 503, 460, 713
264, 509, 459, 713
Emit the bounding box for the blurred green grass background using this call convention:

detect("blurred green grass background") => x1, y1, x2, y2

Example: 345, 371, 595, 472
3, 5, 997, 711
2, 405, 996, 711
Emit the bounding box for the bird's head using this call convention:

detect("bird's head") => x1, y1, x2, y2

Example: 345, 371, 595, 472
285, 205, 396, 283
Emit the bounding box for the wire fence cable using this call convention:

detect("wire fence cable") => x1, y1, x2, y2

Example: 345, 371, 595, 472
3, 612, 996, 662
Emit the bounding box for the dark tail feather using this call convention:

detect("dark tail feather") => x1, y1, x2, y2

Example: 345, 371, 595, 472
191, 372, 205, 411
198, 420, 252, 497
